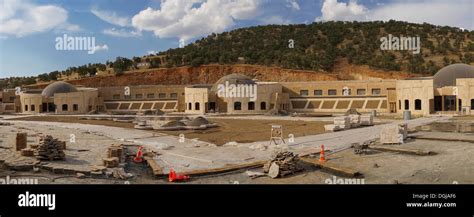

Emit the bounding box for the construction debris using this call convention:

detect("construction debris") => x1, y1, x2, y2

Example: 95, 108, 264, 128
263, 151, 303, 178
246, 170, 266, 179
103, 157, 119, 168
352, 143, 369, 155
20, 148, 35, 157
112, 168, 133, 179
380, 123, 408, 144
15, 133, 27, 151
34, 135, 66, 161
107, 144, 124, 162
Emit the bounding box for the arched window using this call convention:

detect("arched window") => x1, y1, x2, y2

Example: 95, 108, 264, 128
62, 104, 68, 111
195, 102, 200, 110
404, 100, 409, 110
188, 103, 192, 110
234, 102, 242, 110
248, 102, 255, 110
414, 99, 422, 110
260, 102, 267, 110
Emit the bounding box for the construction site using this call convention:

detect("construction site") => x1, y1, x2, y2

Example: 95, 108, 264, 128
1, 64, 474, 184
0, 108, 472, 184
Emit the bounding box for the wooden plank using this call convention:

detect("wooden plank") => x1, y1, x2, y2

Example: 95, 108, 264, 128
149, 149, 323, 177
300, 157, 362, 177
414, 136, 474, 143
182, 160, 267, 176
144, 156, 164, 176
369, 145, 435, 156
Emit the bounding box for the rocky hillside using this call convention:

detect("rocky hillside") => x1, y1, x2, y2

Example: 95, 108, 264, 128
27, 61, 420, 89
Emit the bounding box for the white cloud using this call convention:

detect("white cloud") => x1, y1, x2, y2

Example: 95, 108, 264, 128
316, 0, 368, 22
0, 0, 79, 37
147, 51, 158, 55
91, 7, 131, 27
286, 0, 300, 10
131, 0, 262, 40
90, 44, 109, 54
103, 28, 141, 37
316, 0, 474, 30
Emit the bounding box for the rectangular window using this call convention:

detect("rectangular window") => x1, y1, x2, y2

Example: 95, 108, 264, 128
147, 93, 154, 99
135, 94, 143, 99
159, 93, 166, 99
124, 95, 131, 99
10, 96, 15, 101
113, 94, 120, 100
314, 90, 323, 96
300, 90, 309, 96
357, 89, 366, 95
31, 105, 35, 111
73, 104, 78, 111
372, 88, 381, 95
328, 89, 337, 95
25, 105, 28, 111
170, 93, 178, 99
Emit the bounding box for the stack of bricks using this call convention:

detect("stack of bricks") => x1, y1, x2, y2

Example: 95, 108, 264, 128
103, 144, 123, 168
334, 116, 351, 130
34, 135, 66, 161
360, 114, 374, 126
15, 133, 27, 151
349, 114, 361, 128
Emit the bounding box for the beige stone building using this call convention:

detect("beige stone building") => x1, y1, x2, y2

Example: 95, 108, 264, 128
2, 63, 474, 116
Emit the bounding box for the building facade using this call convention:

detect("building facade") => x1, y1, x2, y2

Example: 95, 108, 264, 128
1, 64, 474, 116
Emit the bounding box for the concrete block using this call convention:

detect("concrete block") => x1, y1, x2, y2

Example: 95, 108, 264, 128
380, 124, 406, 144
324, 124, 341, 132
360, 114, 374, 126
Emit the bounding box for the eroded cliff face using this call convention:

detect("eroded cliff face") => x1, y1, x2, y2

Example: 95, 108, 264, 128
29, 63, 419, 88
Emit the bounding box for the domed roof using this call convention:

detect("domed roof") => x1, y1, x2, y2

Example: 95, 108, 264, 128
433, 64, 474, 88
211, 73, 256, 92
41, 81, 78, 97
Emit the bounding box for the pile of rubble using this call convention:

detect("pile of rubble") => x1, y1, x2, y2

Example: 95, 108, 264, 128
263, 151, 303, 178
34, 135, 66, 161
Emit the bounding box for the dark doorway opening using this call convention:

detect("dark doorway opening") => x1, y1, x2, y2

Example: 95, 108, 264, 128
444, 96, 456, 111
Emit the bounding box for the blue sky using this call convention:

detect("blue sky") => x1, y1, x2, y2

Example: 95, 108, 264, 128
0, 0, 473, 78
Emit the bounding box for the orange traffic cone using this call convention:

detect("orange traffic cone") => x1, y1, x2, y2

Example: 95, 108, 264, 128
168, 169, 190, 182
133, 146, 144, 163
319, 144, 326, 162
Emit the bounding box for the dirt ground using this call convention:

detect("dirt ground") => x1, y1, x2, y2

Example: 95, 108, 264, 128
166, 118, 330, 145
10, 116, 330, 146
